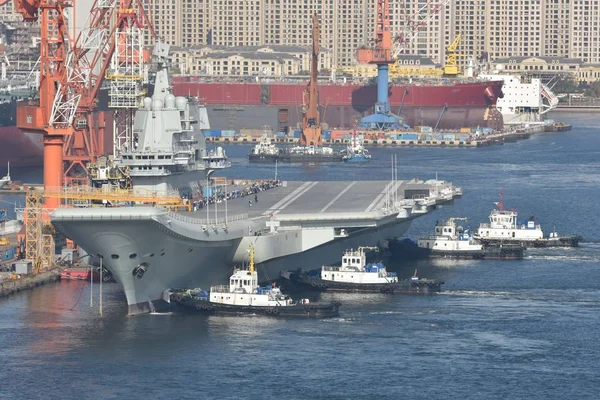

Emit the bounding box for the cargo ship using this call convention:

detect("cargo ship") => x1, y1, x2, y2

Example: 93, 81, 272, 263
172, 77, 505, 133
0, 84, 43, 168
1, 77, 503, 168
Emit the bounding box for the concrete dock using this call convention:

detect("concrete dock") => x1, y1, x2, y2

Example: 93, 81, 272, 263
206, 124, 549, 148
0, 268, 61, 298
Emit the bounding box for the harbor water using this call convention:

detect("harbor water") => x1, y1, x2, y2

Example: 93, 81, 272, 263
1, 113, 600, 399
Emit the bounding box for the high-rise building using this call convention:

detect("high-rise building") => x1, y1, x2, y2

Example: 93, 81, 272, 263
138, 0, 600, 70
264, 0, 338, 68
208, 0, 264, 47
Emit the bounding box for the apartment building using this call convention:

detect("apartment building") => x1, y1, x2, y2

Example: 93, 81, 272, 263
141, 0, 600, 71
171, 45, 334, 77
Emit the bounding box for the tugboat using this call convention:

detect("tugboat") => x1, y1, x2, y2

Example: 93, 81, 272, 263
281, 247, 443, 293
285, 145, 344, 162
341, 124, 371, 163
248, 136, 289, 163
170, 246, 341, 318
414, 218, 525, 260
474, 191, 581, 248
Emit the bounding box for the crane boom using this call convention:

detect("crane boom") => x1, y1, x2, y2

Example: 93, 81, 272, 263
392, 0, 451, 59
13, 0, 155, 208
300, 12, 322, 146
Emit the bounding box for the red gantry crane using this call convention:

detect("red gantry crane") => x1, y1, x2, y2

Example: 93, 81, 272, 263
13, 0, 154, 208
300, 12, 322, 147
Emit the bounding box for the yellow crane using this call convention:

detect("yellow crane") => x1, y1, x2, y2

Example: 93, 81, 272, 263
444, 34, 467, 76
23, 187, 190, 274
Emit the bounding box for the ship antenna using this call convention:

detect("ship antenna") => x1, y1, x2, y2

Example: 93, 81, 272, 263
249, 245, 255, 274
495, 187, 505, 211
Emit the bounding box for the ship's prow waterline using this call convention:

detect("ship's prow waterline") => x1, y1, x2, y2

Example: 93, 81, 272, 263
172, 78, 505, 131
51, 179, 461, 314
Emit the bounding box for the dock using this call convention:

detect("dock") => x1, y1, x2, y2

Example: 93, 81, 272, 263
205, 124, 552, 148
0, 183, 44, 195
0, 268, 61, 298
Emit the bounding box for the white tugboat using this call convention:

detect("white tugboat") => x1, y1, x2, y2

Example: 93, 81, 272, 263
281, 247, 443, 293
473, 192, 581, 248
248, 136, 287, 163
171, 246, 341, 318
342, 123, 371, 163
415, 218, 524, 259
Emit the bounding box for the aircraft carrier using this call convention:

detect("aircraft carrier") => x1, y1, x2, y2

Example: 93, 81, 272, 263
52, 179, 461, 314
51, 42, 462, 314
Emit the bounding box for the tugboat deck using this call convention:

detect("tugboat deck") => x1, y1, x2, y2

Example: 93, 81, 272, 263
183, 180, 436, 220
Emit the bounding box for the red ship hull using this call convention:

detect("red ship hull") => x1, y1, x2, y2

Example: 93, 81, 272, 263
2, 79, 503, 167
172, 78, 504, 131
0, 126, 43, 167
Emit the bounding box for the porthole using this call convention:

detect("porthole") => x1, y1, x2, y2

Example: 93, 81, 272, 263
111, 254, 119, 259
188, 248, 193, 252
129, 253, 137, 259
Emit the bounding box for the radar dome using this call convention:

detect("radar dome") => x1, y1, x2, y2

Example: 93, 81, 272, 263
152, 99, 164, 111
175, 96, 188, 111
164, 94, 176, 109
143, 97, 152, 109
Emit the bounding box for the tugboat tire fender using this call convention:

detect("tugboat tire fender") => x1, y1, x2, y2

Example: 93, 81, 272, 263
196, 304, 203, 311
271, 308, 280, 316
311, 282, 318, 288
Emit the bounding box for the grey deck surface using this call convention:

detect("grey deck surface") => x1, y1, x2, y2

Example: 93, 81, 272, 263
181, 180, 412, 220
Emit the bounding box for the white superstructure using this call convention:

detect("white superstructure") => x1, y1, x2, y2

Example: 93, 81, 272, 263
418, 218, 482, 252
321, 247, 397, 284
250, 136, 281, 157
117, 41, 229, 195
474, 206, 543, 242
209, 247, 296, 307
479, 74, 559, 124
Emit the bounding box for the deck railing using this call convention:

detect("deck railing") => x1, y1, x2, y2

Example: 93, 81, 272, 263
164, 210, 250, 225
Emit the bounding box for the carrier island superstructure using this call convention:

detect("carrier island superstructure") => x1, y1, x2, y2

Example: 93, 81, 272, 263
50, 43, 462, 314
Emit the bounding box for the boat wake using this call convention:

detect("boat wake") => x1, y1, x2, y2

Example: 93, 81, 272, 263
525, 254, 600, 262
441, 289, 600, 304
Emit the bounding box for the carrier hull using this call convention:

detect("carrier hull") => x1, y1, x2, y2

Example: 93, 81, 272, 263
51, 179, 461, 314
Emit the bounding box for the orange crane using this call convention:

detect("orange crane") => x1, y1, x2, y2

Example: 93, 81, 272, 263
13, 0, 154, 208
300, 12, 322, 146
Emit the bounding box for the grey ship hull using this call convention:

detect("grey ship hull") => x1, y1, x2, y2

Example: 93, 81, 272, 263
52, 180, 460, 314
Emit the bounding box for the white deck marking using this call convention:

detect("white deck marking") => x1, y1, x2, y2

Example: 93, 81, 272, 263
364, 181, 395, 212
319, 181, 357, 213
263, 181, 314, 215
268, 181, 319, 216
371, 181, 404, 211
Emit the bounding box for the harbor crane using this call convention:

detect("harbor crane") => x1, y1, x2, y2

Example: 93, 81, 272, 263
356, 0, 451, 130
300, 12, 322, 146
13, 0, 154, 208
